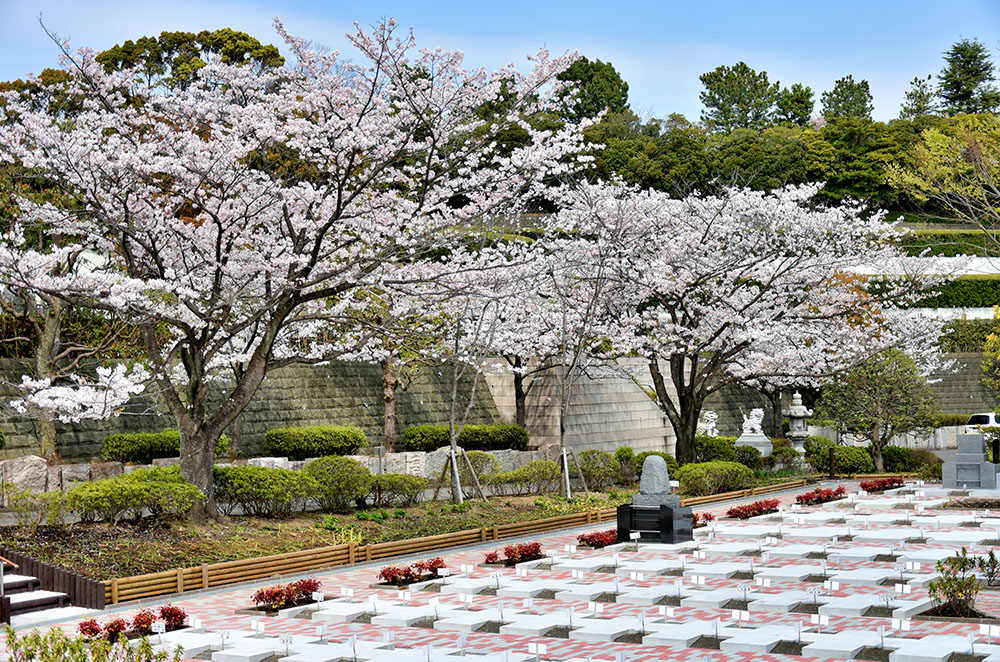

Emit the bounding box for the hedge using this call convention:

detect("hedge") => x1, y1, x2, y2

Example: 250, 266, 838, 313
675, 461, 753, 496
67, 467, 204, 523
401, 424, 529, 452
264, 425, 365, 460
940, 318, 1000, 352
695, 435, 739, 463
369, 473, 428, 507
900, 230, 995, 258
102, 429, 229, 464
909, 275, 1000, 309
303, 456, 373, 512
213, 465, 317, 517
634, 451, 679, 478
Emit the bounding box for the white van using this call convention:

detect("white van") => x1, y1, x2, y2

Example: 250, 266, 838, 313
965, 413, 1000, 434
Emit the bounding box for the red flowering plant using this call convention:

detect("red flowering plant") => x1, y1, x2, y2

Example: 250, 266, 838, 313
252, 577, 323, 610
484, 551, 500, 564
692, 512, 716, 528
377, 564, 424, 586
726, 498, 780, 520
102, 617, 129, 642
859, 477, 905, 492
78, 619, 102, 638
795, 485, 847, 506
413, 557, 446, 574
502, 542, 544, 564
131, 609, 156, 636
578, 529, 618, 548
159, 604, 187, 631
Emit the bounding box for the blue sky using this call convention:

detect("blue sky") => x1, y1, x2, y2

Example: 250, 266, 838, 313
2, 0, 999, 122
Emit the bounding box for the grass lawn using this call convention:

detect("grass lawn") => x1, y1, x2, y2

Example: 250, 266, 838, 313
0, 492, 631, 581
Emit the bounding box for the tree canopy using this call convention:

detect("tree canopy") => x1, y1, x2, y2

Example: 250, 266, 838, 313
938, 38, 1000, 115
821, 75, 874, 120
698, 62, 778, 132
555, 56, 630, 122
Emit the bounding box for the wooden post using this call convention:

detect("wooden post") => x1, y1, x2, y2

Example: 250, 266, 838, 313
460, 449, 488, 500
480, 527, 487, 542
567, 449, 591, 497
177, 568, 184, 593
348, 542, 356, 565
201, 565, 209, 590
365, 545, 372, 562
491, 525, 498, 540
110, 578, 119, 605
828, 447, 836, 479
431, 455, 453, 501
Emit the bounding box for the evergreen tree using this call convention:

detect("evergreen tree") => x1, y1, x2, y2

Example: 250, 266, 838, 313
899, 74, 938, 119
937, 38, 1000, 115
775, 83, 814, 126
821, 75, 874, 120
555, 56, 630, 122
698, 62, 778, 132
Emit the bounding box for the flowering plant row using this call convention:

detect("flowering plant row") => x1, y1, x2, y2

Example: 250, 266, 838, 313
578, 529, 618, 548
859, 477, 905, 492
251, 578, 322, 610
795, 485, 847, 506
377, 558, 447, 586
78, 605, 187, 640
692, 512, 716, 528
484, 541, 545, 565
726, 498, 780, 520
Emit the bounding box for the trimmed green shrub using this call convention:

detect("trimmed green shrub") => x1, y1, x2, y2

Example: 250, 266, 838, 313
908, 275, 1000, 309
911, 448, 942, 469
491, 460, 560, 495
804, 436, 836, 472
213, 465, 318, 517
835, 446, 875, 474
614, 446, 636, 483
932, 413, 973, 428
67, 471, 204, 524
264, 425, 365, 460
675, 461, 753, 497
901, 230, 994, 258
401, 424, 529, 452
457, 451, 502, 497
734, 445, 762, 470
102, 429, 228, 464
303, 456, 372, 512
370, 473, 428, 507
634, 451, 679, 477
770, 445, 802, 468
919, 462, 943, 482
940, 318, 1000, 352
694, 435, 738, 463
574, 449, 618, 489
877, 445, 913, 473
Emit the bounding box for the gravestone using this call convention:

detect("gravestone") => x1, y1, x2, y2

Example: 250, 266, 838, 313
617, 455, 692, 544
943, 433, 999, 489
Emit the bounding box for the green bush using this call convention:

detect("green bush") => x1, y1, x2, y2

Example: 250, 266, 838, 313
911, 448, 942, 469
734, 445, 762, 469
908, 275, 1000, 309
303, 456, 372, 512
0, 426, 5, 451
694, 435, 738, 463
67, 470, 204, 524
940, 318, 1000, 352
675, 461, 753, 496
492, 460, 560, 495
634, 451, 679, 477
769, 445, 802, 469
102, 429, 228, 464
614, 447, 636, 483
574, 449, 619, 489
877, 445, 914, 473
456, 451, 502, 497
932, 413, 973, 427
264, 425, 365, 460
835, 446, 875, 474
213, 465, 318, 517
919, 462, 943, 482
803, 436, 836, 471
401, 424, 529, 452
370, 473, 428, 507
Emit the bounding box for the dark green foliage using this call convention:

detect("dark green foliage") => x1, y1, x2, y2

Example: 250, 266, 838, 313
699, 61, 778, 132
67, 470, 204, 523
574, 449, 619, 489
556, 57, 630, 122
102, 429, 228, 464
821, 75, 874, 120
303, 457, 373, 512
634, 451, 679, 477
213, 465, 318, 517
876, 445, 914, 473
775, 83, 814, 126
675, 461, 754, 496
940, 318, 1000, 352
900, 230, 995, 258
911, 275, 1000, 308
819, 117, 903, 205
369, 473, 428, 507
833, 446, 876, 474
769, 445, 802, 468
900, 75, 937, 120
614, 446, 637, 482
938, 38, 1000, 115
694, 435, 738, 463
932, 413, 974, 427
264, 425, 365, 460
401, 424, 529, 452
734, 445, 762, 470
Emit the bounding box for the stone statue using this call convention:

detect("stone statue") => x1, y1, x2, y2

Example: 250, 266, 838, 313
697, 410, 720, 437
782, 391, 813, 452
618, 453, 692, 544
631, 454, 680, 508
741, 408, 765, 436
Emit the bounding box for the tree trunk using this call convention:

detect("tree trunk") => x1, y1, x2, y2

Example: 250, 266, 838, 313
179, 424, 219, 521
767, 389, 782, 439
512, 359, 527, 429
381, 358, 399, 452
35, 301, 61, 462
649, 355, 704, 464
872, 426, 884, 472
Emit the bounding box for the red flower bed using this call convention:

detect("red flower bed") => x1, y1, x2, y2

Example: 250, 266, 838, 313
693, 512, 716, 528
483, 541, 545, 565
251, 578, 323, 610
377, 558, 447, 586
860, 477, 905, 492
578, 529, 618, 548
795, 485, 847, 506
726, 498, 780, 520
78, 605, 188, 641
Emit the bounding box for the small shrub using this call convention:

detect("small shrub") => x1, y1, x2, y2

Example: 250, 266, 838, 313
859, 477, 905, 492
734, 445, 762, 470
159, 604, 187, 631
834, 446, 875, 474
131, 609, 156, 637
803, 436, 836, 471
577, 529, 618, 548
978, 550, 1000, 587
795, 485, 846, 506
401, 424, 529, 452
634, 451, 679, 476
413, 557, 446, 574
692, 512, 716, 528
264, 425, 365, 460
369, 473, 427, 507
377, 559, 445, 586
770, 446, 802, 469
102, 429, 228, 464
484, 551, 500, 564
66, 471, 204, 524
501, 542, 544, 563
7, 626, 180, 662
694, 435, 738, 463
675, 461, 753, 497
102, 618, 128, 642
928, 548, 980, 617
919, 462, 943, 482
726, 498, 780, 520
615, 446, 637, 483
457, 450, 501, 497
213, 465, 317, 517
78, 619, 102, 638
251, 578, 322, 610
575, 449, 619, 489
356, 509, 389, 522
494, 460, 560, 496
878, 446, 914, 473
303, 456, 372, 512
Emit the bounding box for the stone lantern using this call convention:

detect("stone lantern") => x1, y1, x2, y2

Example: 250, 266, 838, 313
782, 391, 812, 452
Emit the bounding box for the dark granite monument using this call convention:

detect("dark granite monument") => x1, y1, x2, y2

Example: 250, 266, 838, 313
617, 454, 693, 544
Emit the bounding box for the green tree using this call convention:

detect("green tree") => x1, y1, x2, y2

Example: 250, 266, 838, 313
555, 56, 630, 122
712, 125, 833, 191
775, 83, 814, 126
817, 349, 940, 472
899, 74, 938, 119
96, 28, 284, 89
698, 62, 778, 132
821, 75, 874, 120
937, 38, 1000, 115
820, 117, 903, 205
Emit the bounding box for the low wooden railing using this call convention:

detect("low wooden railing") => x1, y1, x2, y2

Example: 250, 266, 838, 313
103, 477, 815, 604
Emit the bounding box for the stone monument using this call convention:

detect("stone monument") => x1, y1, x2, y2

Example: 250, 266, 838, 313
617, 455, 693, 544
697, 410, 720, 438
782, 392, 813, 453
734, 408, 773, 456
943, 433, 1000, 489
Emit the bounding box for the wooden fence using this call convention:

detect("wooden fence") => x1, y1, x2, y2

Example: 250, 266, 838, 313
102, 477, 817, 604
0, 545, 105, 611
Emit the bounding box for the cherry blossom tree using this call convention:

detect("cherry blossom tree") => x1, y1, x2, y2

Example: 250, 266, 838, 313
557, 182, 954, 464
0, 19, 587, 516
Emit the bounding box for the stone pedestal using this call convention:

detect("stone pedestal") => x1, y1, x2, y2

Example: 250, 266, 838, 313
735, 433, 773, 456
943, 434, 999, 489
616, 503, 693, 544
